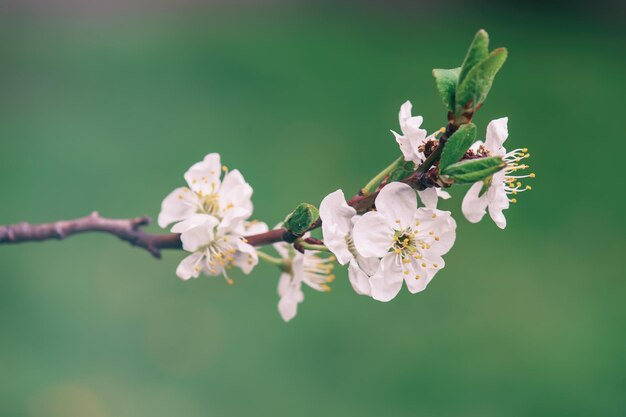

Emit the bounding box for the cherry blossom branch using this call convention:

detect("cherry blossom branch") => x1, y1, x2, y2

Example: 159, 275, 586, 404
0, 165, 443, 259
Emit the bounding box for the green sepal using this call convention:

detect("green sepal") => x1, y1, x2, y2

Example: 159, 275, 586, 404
479, 175, 493, 197
458, 29, 490, 85
456, 47, 508, 113
441, 156, 505, 184
432, 67, 461, 111
439, 123, 477, 171
284, 203, 320, 235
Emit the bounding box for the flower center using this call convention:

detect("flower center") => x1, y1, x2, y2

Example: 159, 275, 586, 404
198, 237, 239, 284
200, 193, 220, 216
392, 223, 440, 279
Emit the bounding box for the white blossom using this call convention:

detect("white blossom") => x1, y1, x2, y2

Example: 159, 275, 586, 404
158, 153, 253, 230
461, 117, 533, 229
273, 238, 335, 322
319, 190, 380, 296
391, 100, 429, 164
173, 213, 258, 283
391, 101, 451, 209
352, 182, 456, 302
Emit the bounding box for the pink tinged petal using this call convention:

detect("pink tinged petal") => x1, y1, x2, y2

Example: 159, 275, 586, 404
348, 258, 372, 296
462, 182, 489, 224
219, 169, 254, 214
157, 187, 199, 228
485, 117, 509, 153
353, 212, 394, 258
375, 182, 418, 228
176, 252, 204, 280
184, 153, 222, 195
370, 253, 404, 302
319, 190, 357, 265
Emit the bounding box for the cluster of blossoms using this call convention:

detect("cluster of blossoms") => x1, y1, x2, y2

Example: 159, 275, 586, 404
158, 101, 533, 321
158, 153, 262, 283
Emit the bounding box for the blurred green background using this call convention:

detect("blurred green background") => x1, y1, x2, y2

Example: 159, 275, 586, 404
1, 2, 625, 416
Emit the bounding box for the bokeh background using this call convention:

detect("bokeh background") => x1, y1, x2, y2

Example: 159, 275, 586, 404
1, 1, 624, 416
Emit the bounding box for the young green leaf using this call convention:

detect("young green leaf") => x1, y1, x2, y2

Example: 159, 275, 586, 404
439, 123, 477, 171
455, 48, 508, 112
458, 29, 490, 85
441, 156, 505, 184
479, 176, 493, 197
432, 67, 461, 111
284, 203, 320, 235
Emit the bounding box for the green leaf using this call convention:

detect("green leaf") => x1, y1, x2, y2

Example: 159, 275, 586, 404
479, 176, 493, 197
284, 203, 319, 235
439, 123, 477, 171
458, 29, 490, 85
456, 48, 508, 112
432, 67, 461, 111
441, 157, 505, 184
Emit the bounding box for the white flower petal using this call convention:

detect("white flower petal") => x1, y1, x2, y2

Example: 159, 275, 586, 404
218, 169, 254, 214
348, 258, 372, 296
437, 189, 451, 200
184, 153, 222, 195
370, 253, 404, 302
398, 100, 413, 124
488, 199, 508, 229
171, 213, 218, 234
244, 220, 269, 235
157, 187, 198, 228
233, 240, 258, 274
176, 252, 204, 280
319, 189, 357, 265
277, 259, 304, 322
179, 216, 219, 252
461, 182, 489, 224
375, 182, 418, 228
414, 208, 456, 255
485, 117, 509, 153
417, 188, 438, 209
353, 212, 393, 258
393, 130, 419, 163
219, 207, 252, 234
403, 259, 430, 294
